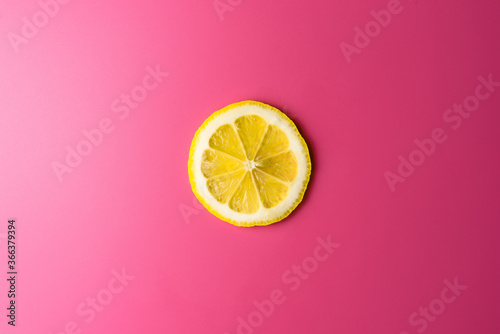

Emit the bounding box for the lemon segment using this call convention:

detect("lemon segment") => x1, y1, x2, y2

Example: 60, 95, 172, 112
254, 124, 289, 161
255, 150, 298, 183
189, 101, 311, 227
252, 169, 289, 209
201, 149, 245, 178
228, 171, 261, 214
234, 115, 267, 160
206, 169, 246, 204
208, 124, 246, 161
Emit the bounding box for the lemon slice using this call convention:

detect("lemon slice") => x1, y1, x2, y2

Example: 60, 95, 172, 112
188, 101, 311, 227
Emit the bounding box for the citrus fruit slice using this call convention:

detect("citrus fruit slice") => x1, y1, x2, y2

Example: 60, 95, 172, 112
188, 101, 311, 227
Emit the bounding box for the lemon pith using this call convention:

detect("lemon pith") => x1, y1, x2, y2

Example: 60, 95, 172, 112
188, 101, 311, 227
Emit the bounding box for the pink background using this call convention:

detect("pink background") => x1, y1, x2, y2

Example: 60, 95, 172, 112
1, 0, 500, 333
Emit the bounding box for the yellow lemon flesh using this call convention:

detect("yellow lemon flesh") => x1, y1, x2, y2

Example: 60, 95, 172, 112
188, 101, 311, 226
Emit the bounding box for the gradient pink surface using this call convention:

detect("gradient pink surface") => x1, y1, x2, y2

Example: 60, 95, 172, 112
1, 0, 500, 333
